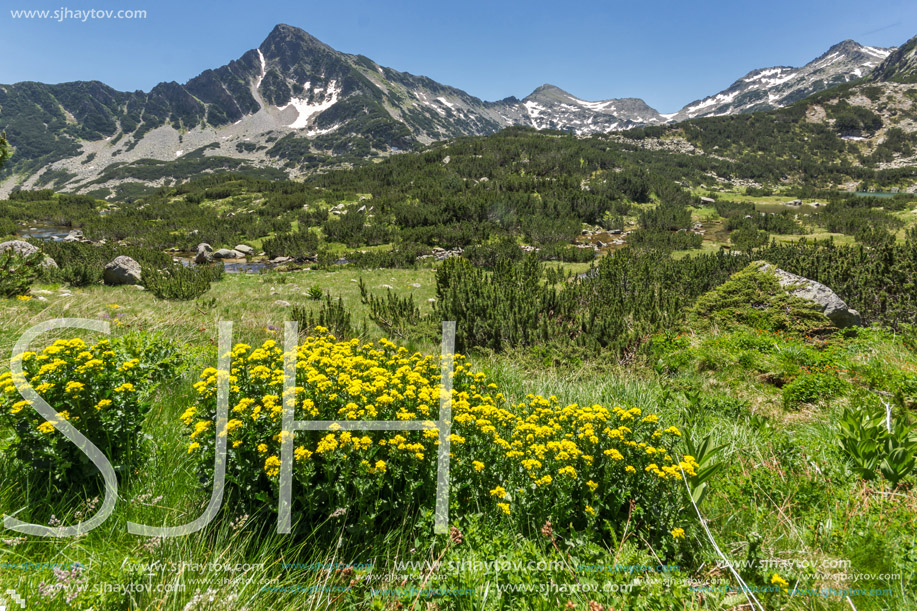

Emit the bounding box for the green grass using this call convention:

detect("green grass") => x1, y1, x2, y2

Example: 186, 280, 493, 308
1, 268, 916, 610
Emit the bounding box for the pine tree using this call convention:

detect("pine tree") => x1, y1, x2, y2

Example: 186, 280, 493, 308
0, 132, 9, 170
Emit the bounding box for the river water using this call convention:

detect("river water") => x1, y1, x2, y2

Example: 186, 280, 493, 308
17, 225, 268, 274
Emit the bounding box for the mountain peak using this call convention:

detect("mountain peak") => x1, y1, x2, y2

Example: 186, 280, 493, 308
524, 84, 574, 103
532, 83, 566, 94
814, 38, 894, 63
261, 23, 333, 53
826, 39, 862, 53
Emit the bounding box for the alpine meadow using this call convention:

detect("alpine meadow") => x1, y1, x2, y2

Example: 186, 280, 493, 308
3, 9, 917, 611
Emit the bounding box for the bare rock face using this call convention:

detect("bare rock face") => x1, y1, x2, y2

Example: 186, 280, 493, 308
754, 261, 862, 327
103, 256, 142, 285
214, 248, 243, 259
234, 244, 255, 256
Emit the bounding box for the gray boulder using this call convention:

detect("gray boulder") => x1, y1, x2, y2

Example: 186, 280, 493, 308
755, 261, 861, 327
213, 248, 242, 259
0, 240, 58, 268
63, 229, 85, 242
0, 240, 39, 257
103, 256, 142, 286
194, 243, 214, 264
234, 244, 254, 256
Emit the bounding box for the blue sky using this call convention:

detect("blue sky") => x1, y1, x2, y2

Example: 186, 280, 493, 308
1, 0, 914, 113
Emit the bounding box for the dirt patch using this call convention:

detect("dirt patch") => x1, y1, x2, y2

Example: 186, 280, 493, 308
805, 105, 827, 124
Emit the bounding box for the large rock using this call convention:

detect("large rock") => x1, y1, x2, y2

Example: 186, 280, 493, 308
103, 256, 142, 286
755, 261, 861, 327
0, 240, 58, 268
213, 248, 243, 259
0, 240, 39, 257
63, 229, 85, 242
234, 244, 254, 256
194, 243, 214, 264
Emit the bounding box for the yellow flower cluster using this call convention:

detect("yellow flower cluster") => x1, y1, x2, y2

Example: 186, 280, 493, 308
183, 329, 695, 526
771, 573, 789, 592
0, 336, 161, 484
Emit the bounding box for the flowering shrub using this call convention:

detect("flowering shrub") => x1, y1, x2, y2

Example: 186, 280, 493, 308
184, 328, 695, 541
0, 334, 182, 486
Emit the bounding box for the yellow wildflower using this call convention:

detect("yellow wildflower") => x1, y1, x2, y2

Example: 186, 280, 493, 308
489, 486, 507, 499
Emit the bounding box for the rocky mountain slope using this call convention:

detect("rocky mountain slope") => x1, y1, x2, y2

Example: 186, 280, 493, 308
0, 25, 908, 196
870, 35, 917, 83
672, 40, 893, 120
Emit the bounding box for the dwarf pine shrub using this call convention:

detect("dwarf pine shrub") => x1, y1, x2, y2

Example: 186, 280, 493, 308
689, 262, 831, 333
0, 250, 42, 298
142, 264, 222, 300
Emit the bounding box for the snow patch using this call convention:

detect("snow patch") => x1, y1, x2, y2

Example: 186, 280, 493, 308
811, 52, 842, 71
744, 68, 791, 82
256, 49, 267, 89
175, 150, 184, 157
307, 123, 343, 137
683, 90, 740, 115
576, 98, 616, 112
863, 46, 892, 58
279, 81, 341, 129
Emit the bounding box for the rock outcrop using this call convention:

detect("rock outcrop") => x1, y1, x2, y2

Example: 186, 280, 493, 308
754, 261, 862, 327
0, 240, 58, 268
103, 256, 142, 285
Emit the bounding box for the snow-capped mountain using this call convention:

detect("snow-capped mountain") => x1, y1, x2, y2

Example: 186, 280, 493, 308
0, 25, 907, 195
870, 35, 917, 83
0, 24, 670, 194
512, 84, 666, 131
672, 40, 894, 120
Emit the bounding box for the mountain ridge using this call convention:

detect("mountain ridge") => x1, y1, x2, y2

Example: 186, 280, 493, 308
0, 24, 909, 196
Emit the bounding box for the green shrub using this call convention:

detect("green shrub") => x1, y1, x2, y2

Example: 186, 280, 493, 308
0, 250, 42, 298
782, 373, 848, 407
463, 236, 524, 268
142, 264, 222, 300
262, 230, 319, 260
359, 278, 431, 340
731, 227, 770, 251
649, 332, 693, 373
58, 262, 103, 287
0, 217, 17, 238
689, 261, 831, 333
290, 294, 361, 340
